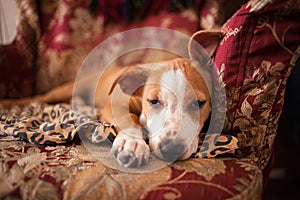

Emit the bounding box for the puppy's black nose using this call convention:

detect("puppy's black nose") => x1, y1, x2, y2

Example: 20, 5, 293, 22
160, 139, 185, 162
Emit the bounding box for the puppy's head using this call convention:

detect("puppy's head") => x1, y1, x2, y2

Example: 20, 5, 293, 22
109, 58, 210, 161
111, 31, 223, 162
140, 59, 213, 161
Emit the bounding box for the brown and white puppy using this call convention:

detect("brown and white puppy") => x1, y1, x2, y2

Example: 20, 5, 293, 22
102, 58, 213, 167
0, 31, 223, 168
97, 30, 223, 167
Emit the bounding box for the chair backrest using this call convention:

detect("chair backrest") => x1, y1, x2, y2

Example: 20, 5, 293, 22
213, 0, 300, 169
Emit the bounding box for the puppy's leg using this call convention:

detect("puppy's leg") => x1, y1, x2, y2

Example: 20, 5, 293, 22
112, 128, 150, 168
0, 81, 74, 108
108, 113, 150, 168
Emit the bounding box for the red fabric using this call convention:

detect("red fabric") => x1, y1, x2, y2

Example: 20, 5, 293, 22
0, 2, 38, 99
0, 141, 262, 199
199, 0, 248, 30
142, 159, 262, 199
35, 0, 201, 94
2, 0, 299, 198
127, 10, 200, 32
0, 43, 35, 98
214, 0, 300, 170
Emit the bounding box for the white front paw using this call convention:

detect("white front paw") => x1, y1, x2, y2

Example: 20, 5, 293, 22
111, 128, 150, 168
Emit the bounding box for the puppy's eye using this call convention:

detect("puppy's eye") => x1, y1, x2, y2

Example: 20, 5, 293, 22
189, 100, 206, 111
148, 99, 161, 108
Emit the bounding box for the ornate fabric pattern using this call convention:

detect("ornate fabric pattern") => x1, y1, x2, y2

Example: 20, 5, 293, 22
0, 0, 40, 98
0, 101, 116, 145
0, 100, 247, 199
1, 0, 299, 198
199, 0, 248, 30
0, 141, 262, 199
35, 0, 202, 94
214, 0, 300, 170
0, 99, 239, 158
0, 0, 243, 99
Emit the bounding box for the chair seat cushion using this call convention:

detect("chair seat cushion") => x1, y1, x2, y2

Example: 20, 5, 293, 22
0, 141, 262, 199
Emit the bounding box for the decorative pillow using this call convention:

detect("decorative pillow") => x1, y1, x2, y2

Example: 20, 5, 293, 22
0, 0, 40, 98
214, 0, 300, 170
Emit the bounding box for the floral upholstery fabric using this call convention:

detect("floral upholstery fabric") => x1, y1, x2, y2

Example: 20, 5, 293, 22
0, 0, 40, 98
199, 0, 248, 30
35, 0, 202, 94
0, 0, 242, 96
214, 0, 300, 170
0, 141, 262, 199
0, 100, 238, 158
1, 0, 299, 199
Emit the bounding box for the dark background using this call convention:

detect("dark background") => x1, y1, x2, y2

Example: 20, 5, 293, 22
263, 60, 300, 199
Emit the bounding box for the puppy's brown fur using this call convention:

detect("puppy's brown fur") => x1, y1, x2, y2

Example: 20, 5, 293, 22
0, 31, 223, 167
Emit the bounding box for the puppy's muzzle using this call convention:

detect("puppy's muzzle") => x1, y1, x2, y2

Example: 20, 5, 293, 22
159, 138, 185, 161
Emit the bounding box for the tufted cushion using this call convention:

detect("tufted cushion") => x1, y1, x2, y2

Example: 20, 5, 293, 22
0, 0, 40, 99
214, 0, 300, 169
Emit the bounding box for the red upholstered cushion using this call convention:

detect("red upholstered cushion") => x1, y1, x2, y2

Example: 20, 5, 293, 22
214, 0, 300, 169
0, 0, 40, 99
1, 141, 262, 199
35, 1, 201, 94
142, 159, 262, 200
35, 0, 108, 94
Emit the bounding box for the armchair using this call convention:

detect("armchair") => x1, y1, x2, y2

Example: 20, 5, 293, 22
0, 0, 299, 199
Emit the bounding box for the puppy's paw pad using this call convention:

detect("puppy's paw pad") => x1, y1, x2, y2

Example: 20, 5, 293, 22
117, 151, 139, 167
112, 139, 150, 168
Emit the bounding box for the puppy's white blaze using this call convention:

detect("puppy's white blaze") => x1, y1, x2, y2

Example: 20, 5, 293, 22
160, 69, 186, 105
147, 109, 166, 136
180, 112, 199, 146
147, 68, 200, 159
147, 69, 187, 137
176, 113, 199, 160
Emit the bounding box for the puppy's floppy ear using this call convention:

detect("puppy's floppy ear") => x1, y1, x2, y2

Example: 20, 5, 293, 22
109, 65, 148, 96
188, 30, 224, 59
